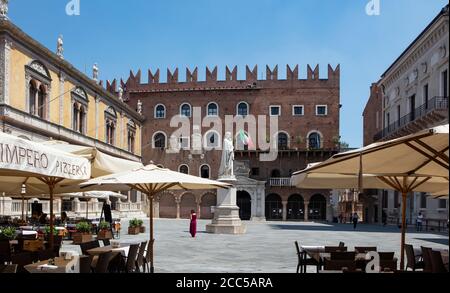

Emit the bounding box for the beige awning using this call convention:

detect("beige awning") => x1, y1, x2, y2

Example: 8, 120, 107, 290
79, 164, 231, 273
291, 124, 449, 271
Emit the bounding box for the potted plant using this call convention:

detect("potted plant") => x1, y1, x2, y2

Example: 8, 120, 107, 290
0, 226, 17, 240
137, 219, 145, 233
42, 226, 58, 241
72, 221, 93, 244
128, 218, 140, 235
97, 221, 113, 240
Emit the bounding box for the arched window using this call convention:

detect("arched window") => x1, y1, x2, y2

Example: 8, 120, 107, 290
180, 103, 191, 117
155, 104, 166, 119
153, 132, 167, 149
207, 102, 218, 116
28, 81, 37, 115
79, 106, 86, 134
37, 85, 46, 119
308, 132, 322, 150
204, 131, 220, 149
106, 121, 116, 145
237, 102, 249, 116
179, 165, 189, 174
277, 133, 289, 150
200, 165, 210, 179
271, 169, 281, 178
72, 102, 79, 132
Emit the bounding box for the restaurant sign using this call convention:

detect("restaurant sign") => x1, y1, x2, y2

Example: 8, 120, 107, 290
0, 132, 91, 180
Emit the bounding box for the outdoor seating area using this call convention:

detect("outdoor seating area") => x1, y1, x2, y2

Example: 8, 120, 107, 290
296, 242, 449, 273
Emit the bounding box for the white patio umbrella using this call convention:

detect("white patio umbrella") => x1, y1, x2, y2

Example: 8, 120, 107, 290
292, 124, 449, 270
0, 132, 91, 248
79, 164, 231, 273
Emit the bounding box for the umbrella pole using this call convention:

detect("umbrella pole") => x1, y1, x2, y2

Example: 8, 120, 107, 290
400, 192, 407, 271
149, 193, 154, 274
49, 183, 55, 250
21, 195, 25, 222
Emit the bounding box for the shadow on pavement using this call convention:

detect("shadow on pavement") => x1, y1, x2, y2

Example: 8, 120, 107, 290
414, 238, 449, 246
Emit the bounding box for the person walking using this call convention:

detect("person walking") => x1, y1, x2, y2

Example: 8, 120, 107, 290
352, 213, 359, 230
416, 212, 424, 232
189, 210, 197, 238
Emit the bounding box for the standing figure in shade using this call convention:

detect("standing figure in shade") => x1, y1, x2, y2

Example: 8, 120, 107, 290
352, 213, 359, 230
189, 210, 197, 238
416, 212, 424, 232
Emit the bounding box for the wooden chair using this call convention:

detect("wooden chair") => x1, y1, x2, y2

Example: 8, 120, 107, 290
330, 252, 356, 260
378, 252, 397, 272
430, 250, 448, 273
143, 240, 153, 273
294, 241, 318, 273
79, 255, 93, 273
338, 242, 345, 248
102, 239, 110, 246
135, 241, 148, 273
11, 252, 33, 274
324, 259, 357, 272
405, 244, 423, 271
421, 247, 433, 273
122, 244, 140, 273
93, 252, 117, 273
0, 240, 12, 264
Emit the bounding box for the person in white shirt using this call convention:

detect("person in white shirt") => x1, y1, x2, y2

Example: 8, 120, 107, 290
416, 212, 424, 232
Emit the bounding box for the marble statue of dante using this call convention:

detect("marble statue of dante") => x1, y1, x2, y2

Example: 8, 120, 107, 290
118, 86, 124, 101
137, 100, 143, 115
219, 132, 234, 178
0, 0, 8, 18
93, 63, 99, 81
56, 35, 64, 58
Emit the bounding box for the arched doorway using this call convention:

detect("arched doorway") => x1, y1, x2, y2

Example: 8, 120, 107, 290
287, 194, 304, 220
180, 193, 197, 219
159, 193, 177, 218
308, 194, 327, 221
237, 191, 251, 220
200, 193, 216, 219
265, 194, 282, 220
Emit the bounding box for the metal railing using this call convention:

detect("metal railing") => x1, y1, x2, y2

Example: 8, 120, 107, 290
374, 96, 448, 141
269, 178, 292, 187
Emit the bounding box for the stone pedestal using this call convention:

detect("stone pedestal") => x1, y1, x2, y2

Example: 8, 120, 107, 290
206, 178, 246, 234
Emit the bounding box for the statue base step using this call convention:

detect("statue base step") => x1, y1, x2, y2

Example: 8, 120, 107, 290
206, 223, 247, 234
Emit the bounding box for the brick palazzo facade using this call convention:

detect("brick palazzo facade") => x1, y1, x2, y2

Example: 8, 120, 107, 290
115, 64, 341, 221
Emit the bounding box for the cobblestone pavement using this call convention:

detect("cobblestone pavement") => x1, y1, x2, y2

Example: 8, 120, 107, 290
64, 218, 449, 273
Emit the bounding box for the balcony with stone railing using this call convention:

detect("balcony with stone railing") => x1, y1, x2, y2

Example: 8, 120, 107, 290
268, 178, 292, 187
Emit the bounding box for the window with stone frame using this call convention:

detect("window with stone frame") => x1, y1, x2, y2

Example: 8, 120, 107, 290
127, 120, 137, 153
105, 106, 117, 145
180, 103, 192, 117
25, 60, 52, 120
153, 132, 166, 149
179, 165, 189, 174
308, 132, 322, 150
207, 102, 219, 116
155, 104, 166, 119
71, 87, 89, 134
200, 165, 210, 179
277, 132, 289, 150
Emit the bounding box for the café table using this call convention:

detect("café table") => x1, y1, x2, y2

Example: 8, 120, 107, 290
24, 256, 79, 273
86, 243, 131, 257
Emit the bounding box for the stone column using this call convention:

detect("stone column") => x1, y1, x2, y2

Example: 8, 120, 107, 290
282, 201, 288, 221
304, 201, 309, 222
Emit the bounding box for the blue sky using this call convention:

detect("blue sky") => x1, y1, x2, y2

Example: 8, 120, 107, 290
8, 0, 449, 147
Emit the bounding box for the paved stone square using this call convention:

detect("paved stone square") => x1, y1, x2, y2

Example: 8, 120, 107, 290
110, 218, 448, 273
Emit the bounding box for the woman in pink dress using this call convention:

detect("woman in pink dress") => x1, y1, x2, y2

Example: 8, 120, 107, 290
189, 210, 197, 238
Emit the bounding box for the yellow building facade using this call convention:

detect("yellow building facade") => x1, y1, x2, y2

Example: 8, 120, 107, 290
1, 16, 146, 219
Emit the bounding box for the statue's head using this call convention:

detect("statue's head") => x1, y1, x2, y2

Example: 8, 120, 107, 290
225, 132, 232, 140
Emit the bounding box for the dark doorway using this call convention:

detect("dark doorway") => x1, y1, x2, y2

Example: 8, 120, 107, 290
287, 194, 304, 220
265, 194, 282, 220
308, 194, 327, 221
374, 205, 378, 223
237, 191, 251, 221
